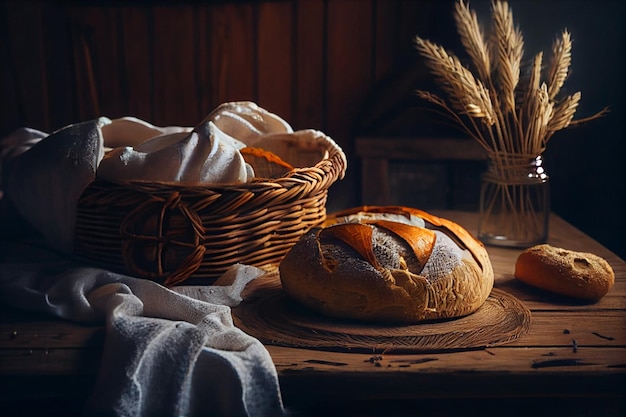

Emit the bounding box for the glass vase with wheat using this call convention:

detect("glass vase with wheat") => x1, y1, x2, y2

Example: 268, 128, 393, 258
413, 0, 606, 247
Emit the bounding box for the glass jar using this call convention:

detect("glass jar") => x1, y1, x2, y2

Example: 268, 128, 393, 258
478, 153, 550, 247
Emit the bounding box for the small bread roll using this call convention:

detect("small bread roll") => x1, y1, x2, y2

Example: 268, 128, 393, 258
279, 206, 494, 323
240, 147, 293, 179
515, 244, 615, 300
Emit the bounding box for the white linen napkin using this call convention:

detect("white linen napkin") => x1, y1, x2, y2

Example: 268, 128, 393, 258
0, 253, 286, 417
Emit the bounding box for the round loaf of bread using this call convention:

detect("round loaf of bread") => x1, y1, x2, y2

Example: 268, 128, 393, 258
279, 206, 494, 323
514, 244, 615, 300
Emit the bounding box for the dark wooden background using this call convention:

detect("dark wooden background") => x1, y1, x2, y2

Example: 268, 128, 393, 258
1, 0, 624, 259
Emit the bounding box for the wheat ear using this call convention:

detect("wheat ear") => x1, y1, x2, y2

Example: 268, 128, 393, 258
547, 92, 580, 137
547, 30, 572, 100
454, 0, 491, 82
491, 0, 523, 114
413, 0, 607, 157
414, 37, 495, 128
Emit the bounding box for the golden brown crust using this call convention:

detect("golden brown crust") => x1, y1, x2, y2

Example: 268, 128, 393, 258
514, 244, 615, 300
240, 146, 293, 178
279, 206, 494, 323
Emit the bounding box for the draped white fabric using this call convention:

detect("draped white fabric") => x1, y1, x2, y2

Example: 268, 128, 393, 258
0, 259, 286, 417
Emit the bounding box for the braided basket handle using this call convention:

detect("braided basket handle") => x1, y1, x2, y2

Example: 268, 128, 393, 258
120, 192, 205, 286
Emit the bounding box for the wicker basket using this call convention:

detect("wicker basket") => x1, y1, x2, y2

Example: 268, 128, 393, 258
74, 131, 346, 286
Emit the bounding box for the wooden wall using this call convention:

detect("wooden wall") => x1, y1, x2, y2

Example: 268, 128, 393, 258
1, 0, 625, 259
0, 0, 457, 213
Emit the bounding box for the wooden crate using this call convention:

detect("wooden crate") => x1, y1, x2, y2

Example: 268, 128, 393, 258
356, 137, 487, 210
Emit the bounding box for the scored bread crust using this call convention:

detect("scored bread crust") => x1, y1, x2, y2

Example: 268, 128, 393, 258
279, 206, 494, 323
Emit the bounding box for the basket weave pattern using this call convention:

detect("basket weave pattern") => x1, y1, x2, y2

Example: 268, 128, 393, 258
74, 135, 346, 286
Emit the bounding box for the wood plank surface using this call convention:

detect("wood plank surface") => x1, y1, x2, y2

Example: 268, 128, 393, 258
293, 0, 325, 130
0, 313, 104, 349
210, 2, 256, 106
0, 210, 624, 416
356, 137, 488, 210
3, 1, 50, 131
257, 1, 295, 123
360, 158, 389, 205
325, 0, 374, 211
120, 5, 153, 121
81, 6, 123, 119
152, 5, 199, 126
356, 137, 488, 160
326, 0, 375, 141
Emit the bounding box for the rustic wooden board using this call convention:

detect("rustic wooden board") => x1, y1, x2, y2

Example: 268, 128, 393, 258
269, 344, 626, 374
0, 313, 104, 350
233, 273, 531, 353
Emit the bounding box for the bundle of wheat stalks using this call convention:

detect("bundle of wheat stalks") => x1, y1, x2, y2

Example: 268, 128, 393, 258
414, 0, 607, 244
414, 0, 607, 159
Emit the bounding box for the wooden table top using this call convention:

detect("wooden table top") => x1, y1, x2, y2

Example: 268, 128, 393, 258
1, 210, 625, 417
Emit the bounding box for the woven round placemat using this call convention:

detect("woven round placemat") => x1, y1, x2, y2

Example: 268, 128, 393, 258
232, 273, 531, 353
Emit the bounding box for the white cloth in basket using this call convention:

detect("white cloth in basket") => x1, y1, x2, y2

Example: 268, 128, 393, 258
1, 101, 294, 254
0, 254, 286, 417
